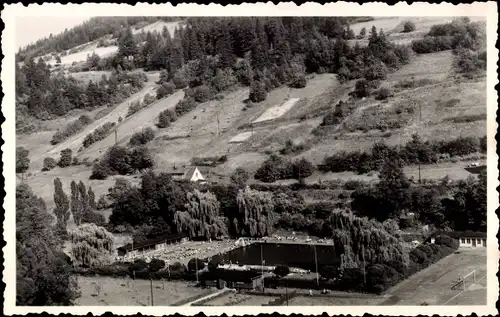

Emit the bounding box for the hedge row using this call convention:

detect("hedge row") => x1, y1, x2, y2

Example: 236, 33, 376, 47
322, 135, 486, 175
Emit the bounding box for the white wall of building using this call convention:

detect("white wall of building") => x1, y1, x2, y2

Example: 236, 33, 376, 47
459, 237, 486, 248
430, 237, 486, 248
190, 168, 205, 182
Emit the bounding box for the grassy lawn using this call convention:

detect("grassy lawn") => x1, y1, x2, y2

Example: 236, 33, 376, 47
75, 276, 206, 306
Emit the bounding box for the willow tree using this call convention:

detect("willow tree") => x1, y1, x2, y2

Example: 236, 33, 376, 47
174, 189, 227, 239
236, 187, 275, 237
69, 223, 114, 267
327, 210, 408, 270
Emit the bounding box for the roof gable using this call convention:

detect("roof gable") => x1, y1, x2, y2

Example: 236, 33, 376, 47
183, 166, 204, 180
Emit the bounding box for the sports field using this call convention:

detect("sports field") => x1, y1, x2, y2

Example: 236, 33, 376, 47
381, 248, 487, 305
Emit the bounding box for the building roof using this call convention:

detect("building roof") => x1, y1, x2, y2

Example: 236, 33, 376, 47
183, 166, 204, 180
117, 232, 189, 252
430, 230, 486, 239
464, 165, 486, 174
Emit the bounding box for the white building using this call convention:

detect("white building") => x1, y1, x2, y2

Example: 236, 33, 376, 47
167, 166, 207, 183
429, 231, 486, 248
182, 166, 206, 183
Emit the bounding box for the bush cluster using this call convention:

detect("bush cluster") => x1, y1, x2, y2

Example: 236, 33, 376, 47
129, 127, 155, 146
51, 115, 93, 145
126, 93, 156, 117
254, 155, 315, 183
191, 155, 228, 167
157, 109, 178, 128
83, 122, 116, 148
174, 96, 197, 117
322, 135, 483, 174
411, 19, 485, 54
42, 157, 58, 171
156, 82, 176, 99
90, 145, 154, 179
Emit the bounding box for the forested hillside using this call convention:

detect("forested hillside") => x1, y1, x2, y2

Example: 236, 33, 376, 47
16, 16, 178, 61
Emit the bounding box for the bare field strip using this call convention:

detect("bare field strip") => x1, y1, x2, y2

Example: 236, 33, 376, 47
75, 276, 205, 306
229, 132, 253, 143
253, 98, 301, 123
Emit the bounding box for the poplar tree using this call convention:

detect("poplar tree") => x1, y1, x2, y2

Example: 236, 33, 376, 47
53, 178, 70, 232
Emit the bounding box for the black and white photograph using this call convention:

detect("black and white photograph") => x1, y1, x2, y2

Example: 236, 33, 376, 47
2, 2, 498, 315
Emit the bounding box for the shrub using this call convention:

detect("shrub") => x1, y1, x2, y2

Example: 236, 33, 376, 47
172, 74, 188, 89
411, 36, 453, 54
366, 264, 401, 294
212, 68, 238, 92
149, 258, 166, 272
187, 258, 205, 272
58, 148, 73, 168
193, 85, 213, 103
402, 21, 416, 33
83, 122, 116, 148
288, 75, 307, 88
434, 235, 459, 249
157, 109, 177, 128
156, 82, 176, 99
230, 167, 249, 188
375, 87, 393, 100
174, 97, 197, 116
96, 195, 108, 210
354, 79, 379, 98
291, 158, 315, 180
90, 160, 112, 180
129, 127, 155, 146
42, 157, 57, 171
364, 62, 388, 81
51, 115, 93, 145
126, 100, 144, 117
249, 81, 267, 102
274, 265, 290, 277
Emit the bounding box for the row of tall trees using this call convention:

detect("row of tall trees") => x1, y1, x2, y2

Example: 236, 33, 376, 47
16, 183, 78, 305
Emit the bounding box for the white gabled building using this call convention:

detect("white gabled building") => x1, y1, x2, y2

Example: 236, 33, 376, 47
167, 166, 207, 183
182, 166, 206, 183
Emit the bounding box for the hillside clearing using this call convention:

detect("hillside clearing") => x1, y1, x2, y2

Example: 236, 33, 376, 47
79, 90, 185, 162
253, 98, 301, 123
28, 73, 160, 169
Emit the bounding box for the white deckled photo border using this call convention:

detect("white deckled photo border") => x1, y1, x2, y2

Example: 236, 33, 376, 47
2, 2, 499, 316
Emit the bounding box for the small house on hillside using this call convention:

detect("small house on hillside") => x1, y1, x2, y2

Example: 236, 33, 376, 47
117, 232, 189, 257
429, 230, 487, 248
167, 166, 207, 183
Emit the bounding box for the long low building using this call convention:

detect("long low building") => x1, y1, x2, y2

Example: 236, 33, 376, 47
429, 230, 487, 248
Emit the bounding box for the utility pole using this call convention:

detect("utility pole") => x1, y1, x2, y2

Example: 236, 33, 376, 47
195, 256, 199, 284
150, 274, 154, 306
251, 122, 254, 146
216, 101, 221, 137
114, 129, 118, 145
261, 243, 265, 292
314, 244, 319, 286
362, 245, 366, 285
418, 100, 422, 184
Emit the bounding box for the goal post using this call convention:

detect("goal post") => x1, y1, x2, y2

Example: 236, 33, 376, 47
452, 270, 476, 291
